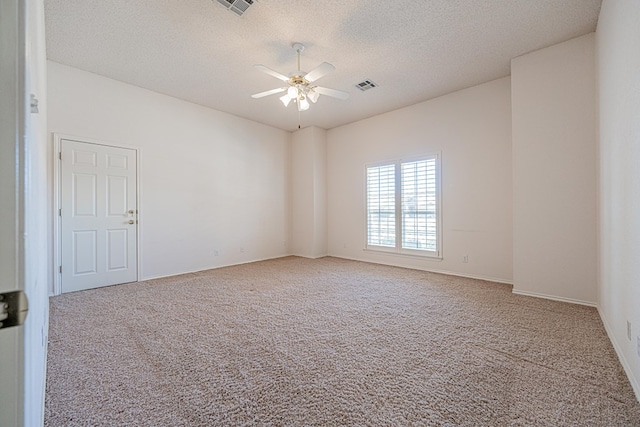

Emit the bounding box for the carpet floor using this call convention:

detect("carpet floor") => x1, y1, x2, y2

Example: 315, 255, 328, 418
45, 256, 640, 426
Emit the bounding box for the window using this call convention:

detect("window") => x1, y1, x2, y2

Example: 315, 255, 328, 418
366, 154, 440, 258
366, 164, 396, 247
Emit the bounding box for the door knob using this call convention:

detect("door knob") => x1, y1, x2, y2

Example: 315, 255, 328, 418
128, 220, 135, 224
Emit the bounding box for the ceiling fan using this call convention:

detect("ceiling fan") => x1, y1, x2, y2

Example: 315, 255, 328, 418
251, 43, 349, 112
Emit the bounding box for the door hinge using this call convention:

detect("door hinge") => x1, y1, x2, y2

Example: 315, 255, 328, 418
30, 94, 39, 114
0, 291, 28, 330
59, 208, 61, 216
59, 265, 62, 273
59, 152, 62, 160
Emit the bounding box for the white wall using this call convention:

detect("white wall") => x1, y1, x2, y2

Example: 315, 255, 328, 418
47, 61, 291, 289
511, 34, 597, 305
327, 77, 513, 283
291, 126, 327, 258
596, 0, 640, 398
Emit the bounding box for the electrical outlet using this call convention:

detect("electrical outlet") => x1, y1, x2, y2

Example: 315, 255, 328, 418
214, 250, 219, 256
462, 255, 469, 263
240, 247, 244, 253
628, 321, 632, 341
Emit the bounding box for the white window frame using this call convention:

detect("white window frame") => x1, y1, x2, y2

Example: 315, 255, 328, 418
365, 153, 442, 259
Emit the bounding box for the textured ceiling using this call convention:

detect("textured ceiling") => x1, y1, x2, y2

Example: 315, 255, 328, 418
44, 0, 602, 132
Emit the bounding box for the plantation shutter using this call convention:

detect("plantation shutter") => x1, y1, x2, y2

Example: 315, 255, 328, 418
401, 157, 437, 252
367, 164, 396, 247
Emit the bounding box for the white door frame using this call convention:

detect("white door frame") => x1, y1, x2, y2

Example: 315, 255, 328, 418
53, 133, 142, 295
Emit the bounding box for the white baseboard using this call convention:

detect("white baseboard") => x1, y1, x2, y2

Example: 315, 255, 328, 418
140, 254, 292, 282
421, 268, 513, 285
329, 254, 513, 285
511, 289, 597, 307
290, 253, 328, 260
598, 307, 640, 402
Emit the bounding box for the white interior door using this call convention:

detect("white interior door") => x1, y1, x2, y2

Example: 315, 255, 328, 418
0, 1, 25, 425
61, 139, 138, 293
2, 0, 48, 425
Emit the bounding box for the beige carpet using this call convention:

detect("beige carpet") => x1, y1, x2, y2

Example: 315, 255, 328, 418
45, 256, 640, 426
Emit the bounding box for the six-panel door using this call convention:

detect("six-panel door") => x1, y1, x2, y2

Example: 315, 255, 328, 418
61, 139, 137, 293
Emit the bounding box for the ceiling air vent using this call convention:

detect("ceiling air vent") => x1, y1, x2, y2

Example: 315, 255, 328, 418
215, 0, 254, 16
355, 80, 377, 91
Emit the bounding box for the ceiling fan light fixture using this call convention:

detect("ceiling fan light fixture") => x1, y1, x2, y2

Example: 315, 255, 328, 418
251, 42, 349, 120
280, 95, 291, 107
307, 88, 319, 103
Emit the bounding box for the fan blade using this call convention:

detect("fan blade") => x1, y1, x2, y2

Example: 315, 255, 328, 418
254, 65, 290, 82
304, 62, 335, 83
251, 87, 286, 98
314, 86, 349, 100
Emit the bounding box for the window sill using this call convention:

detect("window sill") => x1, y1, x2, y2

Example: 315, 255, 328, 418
363, 248, 443, 261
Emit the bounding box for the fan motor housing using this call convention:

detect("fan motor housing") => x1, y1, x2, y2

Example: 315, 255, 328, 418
289, 75, 307, 85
